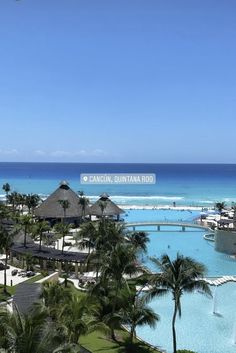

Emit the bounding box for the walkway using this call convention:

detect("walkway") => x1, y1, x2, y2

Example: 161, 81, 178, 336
126, 221, 209, 232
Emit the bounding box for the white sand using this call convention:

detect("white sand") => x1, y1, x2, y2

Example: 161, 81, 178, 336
120, 204, 211, 211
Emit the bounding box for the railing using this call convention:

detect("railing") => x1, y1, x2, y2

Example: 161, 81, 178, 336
125, 220, 209, 230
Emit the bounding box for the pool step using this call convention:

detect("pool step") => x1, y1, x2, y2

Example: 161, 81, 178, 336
204, 276, 236, 286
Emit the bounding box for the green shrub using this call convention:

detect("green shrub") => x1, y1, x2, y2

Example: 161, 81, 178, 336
177, 350, 198, 353
40, 270, 49, 277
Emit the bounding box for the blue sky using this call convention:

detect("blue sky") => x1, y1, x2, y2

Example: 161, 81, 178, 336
0, 0, 236, 163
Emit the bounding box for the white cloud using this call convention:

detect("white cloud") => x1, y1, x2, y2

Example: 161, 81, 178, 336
34, 150, 46, 156
50, 150, 71, 157
49, 149, 107, 158
90, 149, 107, 156
0, 148, 19, 155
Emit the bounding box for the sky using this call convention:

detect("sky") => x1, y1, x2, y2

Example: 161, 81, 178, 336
0, 0, 236, 163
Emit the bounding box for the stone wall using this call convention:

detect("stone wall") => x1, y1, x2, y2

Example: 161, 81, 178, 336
36, 271, 59, 283
215, 229, 236, 254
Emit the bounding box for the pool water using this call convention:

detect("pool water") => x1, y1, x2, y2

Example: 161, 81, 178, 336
137, 283, 236, 353
126, 210, 236, 353
124, 209, 199, 223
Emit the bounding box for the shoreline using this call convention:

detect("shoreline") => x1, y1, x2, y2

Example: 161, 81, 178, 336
119, 204, 209, 211
0, 194, 213, 212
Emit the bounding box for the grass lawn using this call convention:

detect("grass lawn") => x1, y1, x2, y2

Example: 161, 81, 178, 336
66, 282, 161, 353
80, 329, 161, 353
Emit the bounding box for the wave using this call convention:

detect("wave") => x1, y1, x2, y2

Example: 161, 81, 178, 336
199, 200, 214, 204
87, 195, 185, 201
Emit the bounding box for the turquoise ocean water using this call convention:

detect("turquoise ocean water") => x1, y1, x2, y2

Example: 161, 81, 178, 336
1, 162, 236, 206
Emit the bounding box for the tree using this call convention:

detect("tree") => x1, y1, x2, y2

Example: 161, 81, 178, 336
59, 295, 92, 345
58, 199, 70, 223
2, 183, 10, 204
24, 252, 34, 271
18, 193, 27, 214
32, 220, 51, 252
86, 220, 129, 279
0, 304, 61, 353
43, 281, 72, 321
54, 222, 71, 254
6, 191, 20, 213
0, 223, 15, 294
78, 192, 89, 222
145, 254, 211, 353
118, 287, 159, 344
18, 214, 33, 248
25, 194, 41, 214
127, 231, 149, 253
98, 200, 107, 219
99, 243, 138, 340
75, 221, 97, 255
215, 202, 226, 215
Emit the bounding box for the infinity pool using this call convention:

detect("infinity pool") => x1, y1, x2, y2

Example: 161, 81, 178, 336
126, 210, 236, 353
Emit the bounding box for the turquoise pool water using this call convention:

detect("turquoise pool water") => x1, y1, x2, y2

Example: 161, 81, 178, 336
126, 209, 236, 277
126, 210, 236, 353
137, 283, 236, 353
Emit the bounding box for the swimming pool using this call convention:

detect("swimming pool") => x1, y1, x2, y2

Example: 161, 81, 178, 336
126, 210, 236, 353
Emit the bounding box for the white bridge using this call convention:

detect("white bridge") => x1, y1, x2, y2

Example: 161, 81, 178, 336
125, 221, 210, 232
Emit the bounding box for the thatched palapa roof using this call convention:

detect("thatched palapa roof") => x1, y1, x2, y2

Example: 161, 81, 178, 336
34, 181, 90, 219
89, 193, 124, 217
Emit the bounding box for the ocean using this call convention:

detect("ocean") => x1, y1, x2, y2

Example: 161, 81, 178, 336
1, 162, 236, 207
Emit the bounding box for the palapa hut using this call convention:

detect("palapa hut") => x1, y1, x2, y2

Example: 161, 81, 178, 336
89, 192, 124, 221
34, 181, 90, 225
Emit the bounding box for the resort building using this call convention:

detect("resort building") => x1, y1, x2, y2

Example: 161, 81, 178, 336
89, 192, 124, 220
34, 181, 90, 225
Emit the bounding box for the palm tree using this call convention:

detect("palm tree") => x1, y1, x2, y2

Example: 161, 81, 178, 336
32, 220, 51, 252
43, 281, 72, 320
100, 243, 138, 340
75, 221, 97, 255
78, 191, 89, 222
146, 254, 211, 353
18, 193, 27, 214
0, 304, 61, 353
215, 202, 226, 216
25, 193, 41, 214
0, 223, 15, 294
6, 191, 19, 213
58, 199, 70, 223
2, 183, 10, 204
128, 231, 149, 253
54, 222, 71, 254
18, 214, 33, 248
87, 220, 129, 279
59, 295, 91, 345
98, 200, 107, 219
23, 252, 34, 271
118, 287, 159, 344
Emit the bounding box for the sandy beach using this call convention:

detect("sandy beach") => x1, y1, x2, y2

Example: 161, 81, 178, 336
119, 204, 211, 211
